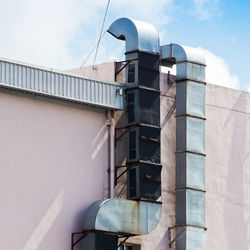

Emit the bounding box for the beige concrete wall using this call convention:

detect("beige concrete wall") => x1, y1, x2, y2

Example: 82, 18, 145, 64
0, 92, 110, 250
205, 84, 250, 250
67, 61, 125, 84
67, 62, 116, 82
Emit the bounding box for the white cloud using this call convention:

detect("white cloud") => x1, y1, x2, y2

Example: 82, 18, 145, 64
0, 0, 106, 69
193, 0, 220, 20
162, 47, 240, 90
0, 0, 173, 70
196, 47, 240, 89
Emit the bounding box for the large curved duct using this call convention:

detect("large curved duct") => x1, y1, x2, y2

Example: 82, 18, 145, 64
161, 43, 205, 66
82, 199, 161, 235
161, 43, 206, 249
108, 17, 160, 54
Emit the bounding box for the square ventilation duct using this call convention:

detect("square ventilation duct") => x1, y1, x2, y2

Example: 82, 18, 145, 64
127, 162, 162, 201
126, 89, 160, 127
126, 52, 160, 90
127, 125, 160, 164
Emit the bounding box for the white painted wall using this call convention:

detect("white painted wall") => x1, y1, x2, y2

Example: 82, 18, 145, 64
0, 92, 109, 250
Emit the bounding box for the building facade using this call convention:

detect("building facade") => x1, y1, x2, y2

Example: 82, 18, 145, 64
0, 18, 249, 250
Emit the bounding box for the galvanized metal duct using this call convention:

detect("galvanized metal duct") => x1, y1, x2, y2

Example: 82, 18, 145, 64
82, 199, 161, 235
108, 17, 160, 54
161, 43, 206, 249
111, 18, 162, 203
81, 18, 162, 250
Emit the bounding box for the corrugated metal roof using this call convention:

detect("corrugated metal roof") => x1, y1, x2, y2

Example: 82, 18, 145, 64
0, 57, 124, 110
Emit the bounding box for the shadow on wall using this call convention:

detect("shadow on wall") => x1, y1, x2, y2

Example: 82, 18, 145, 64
91, 123, 109, 160
22, 190, 64, 250
91, 122, 110, 199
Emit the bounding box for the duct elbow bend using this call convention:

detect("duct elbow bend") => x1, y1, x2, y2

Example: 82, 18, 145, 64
108, 17, 160, 54
161, 43, 206, 81
161, 43, 206, 65
82, 199, 162, 236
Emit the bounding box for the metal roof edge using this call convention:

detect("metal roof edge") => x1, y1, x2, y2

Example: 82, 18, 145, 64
0, 57, 124, 87
0, 58, 124, 111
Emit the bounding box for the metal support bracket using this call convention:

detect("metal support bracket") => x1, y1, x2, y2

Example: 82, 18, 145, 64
71, 230, 133, 250
115, 165, 134, 185
117, 236, 130, 248
168, 225, 207, 248
71, 231, 92, 250
115, 58, 138, 78
168, 225, 187, 248
115, 124, 137, 146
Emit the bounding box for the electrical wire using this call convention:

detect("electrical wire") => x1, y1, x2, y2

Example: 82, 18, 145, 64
92, 0, 111, 69
80, 31, 107, 68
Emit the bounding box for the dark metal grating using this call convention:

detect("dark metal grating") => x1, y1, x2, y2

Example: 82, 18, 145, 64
126, 92, 136, 124
126, 51, 161, 201
128, 63, 135, 83
127, 162, 162, 200
128, 130, 137, 160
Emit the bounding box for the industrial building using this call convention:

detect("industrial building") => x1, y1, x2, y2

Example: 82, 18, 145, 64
0, 17, 249, 250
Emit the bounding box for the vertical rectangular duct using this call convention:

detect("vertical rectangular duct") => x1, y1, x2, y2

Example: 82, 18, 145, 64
127, 162, 161, 200
161, 44, 206, 250
107, 18, 162, 202
125, 51, 162, 201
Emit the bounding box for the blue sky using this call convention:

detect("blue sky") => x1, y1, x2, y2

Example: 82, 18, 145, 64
0, 0, 249, 91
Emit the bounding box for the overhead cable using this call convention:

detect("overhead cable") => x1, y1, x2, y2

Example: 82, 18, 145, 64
92, 0, 111, 69
80, 31, 107, 68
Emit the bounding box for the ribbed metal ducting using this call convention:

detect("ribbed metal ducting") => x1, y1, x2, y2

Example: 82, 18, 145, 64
0, 58, 124, 110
